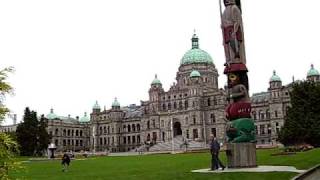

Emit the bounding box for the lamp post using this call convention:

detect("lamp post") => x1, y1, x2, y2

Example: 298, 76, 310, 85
48, 143, 57, 159
171, 118, 174, 154
92, 125, 96, 154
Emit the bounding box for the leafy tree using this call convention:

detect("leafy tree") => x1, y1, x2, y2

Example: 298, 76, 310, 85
36, 115, 50, 156
16, 108, 49, 156
279, 81, 320, 147
0, 67, 20, 179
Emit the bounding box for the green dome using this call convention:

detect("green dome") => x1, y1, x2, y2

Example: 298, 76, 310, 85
93, 101, 100, 109
46, 108, 58, 120
190, 70, 201, 78
270, 70, 281, 82
180, 33, 213, 65
181, 48, 213, 65
112, 97, 120, 107
307, 64, 320, 77
79, 112, 90, 123
151, 74, 161, 85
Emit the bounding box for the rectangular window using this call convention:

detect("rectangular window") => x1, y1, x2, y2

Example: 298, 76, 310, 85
211, 128, 216, 137
193, 129, 198, 139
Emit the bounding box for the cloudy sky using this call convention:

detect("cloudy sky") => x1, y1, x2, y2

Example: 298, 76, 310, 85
1, 0, 319, 125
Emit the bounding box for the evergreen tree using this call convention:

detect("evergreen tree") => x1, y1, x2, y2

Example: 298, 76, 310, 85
16, 108, 37, 156
279, 81, 320, 147
36, 115, 50, 156
16, 108, 50, 156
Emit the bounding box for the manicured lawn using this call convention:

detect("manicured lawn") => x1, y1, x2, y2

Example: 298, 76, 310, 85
10, 148, 320, 180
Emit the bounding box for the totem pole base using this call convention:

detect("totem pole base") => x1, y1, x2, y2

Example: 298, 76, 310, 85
226, 143, 257, 168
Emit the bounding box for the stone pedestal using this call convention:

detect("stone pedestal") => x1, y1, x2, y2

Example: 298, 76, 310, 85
226, 143, 257, 168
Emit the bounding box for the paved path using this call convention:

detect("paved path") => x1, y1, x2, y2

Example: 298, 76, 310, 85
192, 166, 306, 173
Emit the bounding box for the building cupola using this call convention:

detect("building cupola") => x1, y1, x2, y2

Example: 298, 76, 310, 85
151, 74, 162, 86
180, 32, 214, 65
92, 100, 101, 113
79, 112, 90, 123
307, 64, 320, 82
112, 97, 120, 110
46, 108, 58, 120
269, 70, 282, 89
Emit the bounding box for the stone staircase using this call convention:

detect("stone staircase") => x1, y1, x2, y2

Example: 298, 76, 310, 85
147, 136, 207, 152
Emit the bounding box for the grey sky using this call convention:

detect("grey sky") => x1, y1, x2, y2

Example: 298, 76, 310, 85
1, 0, 319, 125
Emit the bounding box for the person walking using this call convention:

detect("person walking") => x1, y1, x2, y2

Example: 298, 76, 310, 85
210, 136, 225, 170
61, 152, 71, 172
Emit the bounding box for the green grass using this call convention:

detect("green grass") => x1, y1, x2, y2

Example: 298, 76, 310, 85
9, 148, 320, 180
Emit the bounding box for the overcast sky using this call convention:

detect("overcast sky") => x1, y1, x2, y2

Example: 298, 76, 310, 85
1, 0, 319, 125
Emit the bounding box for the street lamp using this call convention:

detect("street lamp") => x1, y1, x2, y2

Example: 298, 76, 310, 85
171, 118, 174, 154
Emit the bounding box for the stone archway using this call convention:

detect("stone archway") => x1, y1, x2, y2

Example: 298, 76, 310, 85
173, 122, 182, 137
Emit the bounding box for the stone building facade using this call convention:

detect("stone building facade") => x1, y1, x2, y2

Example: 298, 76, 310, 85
3, 34, 319, 152
89, 34, 227, 152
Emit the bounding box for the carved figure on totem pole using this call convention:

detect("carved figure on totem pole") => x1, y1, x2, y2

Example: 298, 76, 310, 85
220, 0, 255, 143
221, 0, 246, 65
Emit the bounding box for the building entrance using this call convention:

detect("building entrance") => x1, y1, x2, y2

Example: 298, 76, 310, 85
173, 122, 182, 137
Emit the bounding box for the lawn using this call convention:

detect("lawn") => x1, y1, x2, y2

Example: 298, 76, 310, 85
9, 148, 320, 180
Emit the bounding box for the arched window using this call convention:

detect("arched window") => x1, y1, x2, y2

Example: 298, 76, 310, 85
208, 98, 211, 106
210, 114, 215, 124
168, 103, 171, 110
76, 130, 79, 136
162, 104, 166, 111
173, 102, 177, 109
132, 124, 136, 132
128, 125, 131, 132
252, 111, 256, 120
152, 119, 156, 128
147, 121, 150, 129
137, 124, 140, 131
266, 109, 270, 119
179, 101, 183, 109
184, 100, 188, 109
56, 128, 59, 136
80, 130, 82, 137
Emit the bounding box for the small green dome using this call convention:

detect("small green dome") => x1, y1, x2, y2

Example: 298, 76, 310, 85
190, 70, 201, 78
46, 108, 58, 120
79, 112, 90, 123
270, 70, 281, 82
307, 64, 320, 77
93, 101, 100, 109
112, 97, 120, 107
151, 74, 161, 85
180, 33, 213, 65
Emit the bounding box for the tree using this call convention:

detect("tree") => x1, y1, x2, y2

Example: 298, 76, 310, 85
16, 108, 37, 156
36, 115, 50, 156
16, 108, 49, 156
279, 81, 320, 147
0, 67, 19, 179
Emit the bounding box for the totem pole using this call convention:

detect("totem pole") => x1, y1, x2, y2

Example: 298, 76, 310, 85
219, 0, 256, 168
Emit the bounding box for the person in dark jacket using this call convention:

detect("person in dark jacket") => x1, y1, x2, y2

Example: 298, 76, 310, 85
61, 153, 71, 172
210, 136, 225, 170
